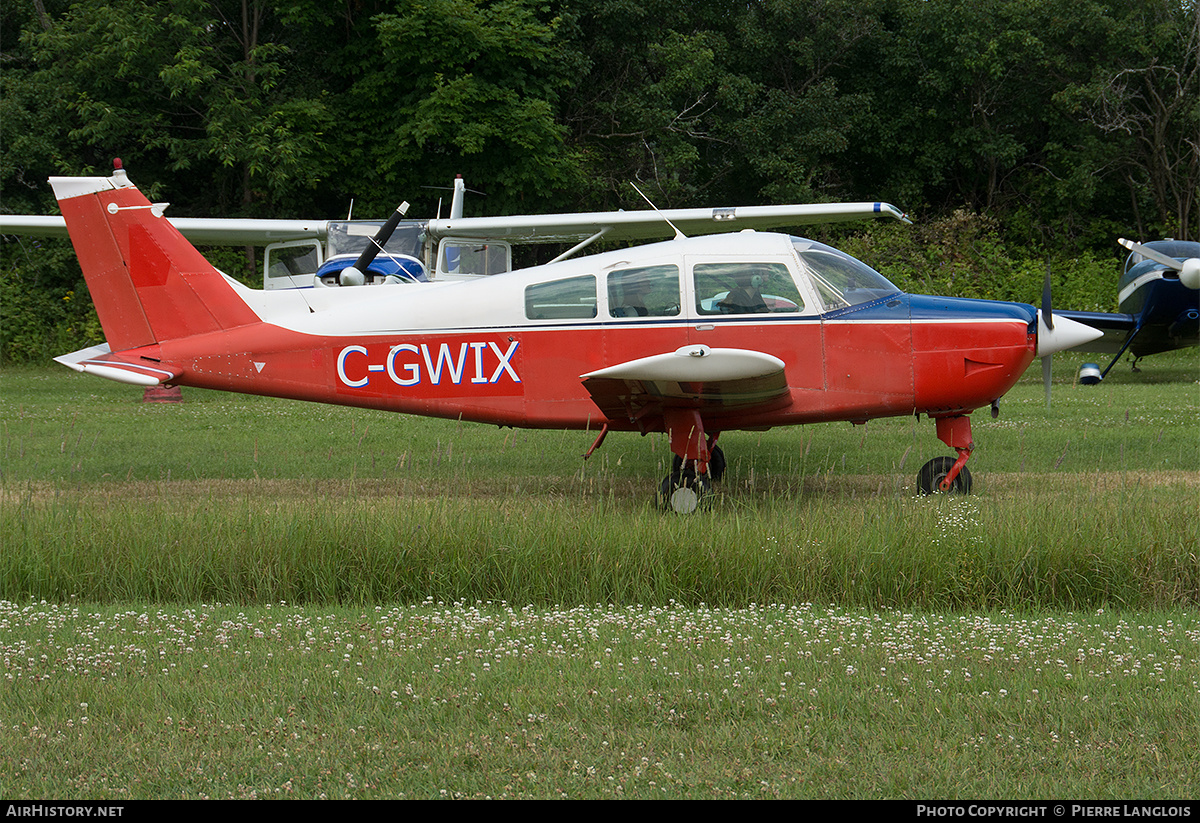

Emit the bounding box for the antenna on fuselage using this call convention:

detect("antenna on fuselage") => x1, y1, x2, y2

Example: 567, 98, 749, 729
630, 182, 687, 240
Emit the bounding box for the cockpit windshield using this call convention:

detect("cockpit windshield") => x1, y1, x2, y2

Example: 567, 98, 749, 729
327, 221, 425, 259
791, 238, 900, 311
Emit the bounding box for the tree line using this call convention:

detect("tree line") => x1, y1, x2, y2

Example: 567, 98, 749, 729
1, 0, 1197, 361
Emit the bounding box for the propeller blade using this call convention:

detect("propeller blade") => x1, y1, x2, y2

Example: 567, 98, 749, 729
1041, 262, 1054, 330
344, 203, 410, 279
1042, 354, 1052, 408
1117, 238, 1183, 271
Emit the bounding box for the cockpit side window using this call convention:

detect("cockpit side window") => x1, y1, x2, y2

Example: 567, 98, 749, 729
525, 275, 597, 320
608, 265, 681, 318
792, 239, 900, 311
694, 262, 805, 315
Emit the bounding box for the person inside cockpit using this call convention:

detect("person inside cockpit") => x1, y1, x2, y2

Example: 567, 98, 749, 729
615, 277, 650, 316
718, 270, 768, 313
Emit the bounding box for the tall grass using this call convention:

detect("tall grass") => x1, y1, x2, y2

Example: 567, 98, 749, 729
2, 473, 1195, 608
1, 350, 1196, 608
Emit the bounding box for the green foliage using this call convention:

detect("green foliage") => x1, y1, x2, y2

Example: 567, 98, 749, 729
833, 210, 1121, 311
12, 0, 334, 216
0, 238, 100, 363
331, 0, 581, 216
2, 0, 1196, 356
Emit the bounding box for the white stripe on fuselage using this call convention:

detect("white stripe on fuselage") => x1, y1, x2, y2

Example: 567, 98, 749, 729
1118, 271, 1163, 305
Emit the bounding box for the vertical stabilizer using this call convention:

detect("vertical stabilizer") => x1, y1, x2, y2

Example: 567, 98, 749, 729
51, 165, 259, 351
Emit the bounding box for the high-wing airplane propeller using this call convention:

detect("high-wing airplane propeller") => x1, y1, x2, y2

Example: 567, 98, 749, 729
44, 165, 1103, 510
337, 201, 411, 286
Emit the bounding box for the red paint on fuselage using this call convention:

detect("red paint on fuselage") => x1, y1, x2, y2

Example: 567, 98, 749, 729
150, 313, 1035, 433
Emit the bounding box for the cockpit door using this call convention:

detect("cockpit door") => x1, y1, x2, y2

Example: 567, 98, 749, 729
264, 239, 323, 290
686, 255, 825, 390
435, 238, 512, 279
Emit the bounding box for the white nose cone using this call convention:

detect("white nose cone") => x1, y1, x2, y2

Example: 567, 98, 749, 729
339, 266, 366, 287
1180, 258, 1200, 290
1036, 311, 1104, 357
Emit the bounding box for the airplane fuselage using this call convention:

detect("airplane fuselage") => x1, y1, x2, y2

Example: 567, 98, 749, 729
125, 233, 1039, 435
1116, 240, 1200, 357
53, 167, 1100, 505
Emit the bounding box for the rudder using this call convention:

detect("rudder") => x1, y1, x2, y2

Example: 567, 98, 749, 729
52, 164, 259, 351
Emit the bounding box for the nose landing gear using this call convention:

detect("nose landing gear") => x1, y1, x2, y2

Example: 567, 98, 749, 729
917, 414, 974, 495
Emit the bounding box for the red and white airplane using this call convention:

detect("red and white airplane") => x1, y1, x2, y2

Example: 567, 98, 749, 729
48, 164, 1101, 511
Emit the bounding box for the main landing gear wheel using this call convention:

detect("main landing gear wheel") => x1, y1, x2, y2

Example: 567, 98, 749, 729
671, 446, 726, 482
916, 456, 972, 495
659, 466, 713, 513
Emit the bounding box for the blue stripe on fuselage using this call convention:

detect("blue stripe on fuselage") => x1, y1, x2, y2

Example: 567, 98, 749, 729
904, 294, 1037, 325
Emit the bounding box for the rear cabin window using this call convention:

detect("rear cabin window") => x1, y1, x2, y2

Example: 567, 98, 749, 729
525, 275, 597, 320
608, 265, 681, 318
694, 262, 805, 315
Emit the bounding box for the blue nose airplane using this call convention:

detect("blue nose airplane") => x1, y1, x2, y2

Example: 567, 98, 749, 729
1059, 238, 1200, 382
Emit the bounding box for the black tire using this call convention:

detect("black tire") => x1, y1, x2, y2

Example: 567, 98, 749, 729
708, 445, 726, 483
916, 456, 972, 495
671, 445, 726, 483
658, 468, 712, 513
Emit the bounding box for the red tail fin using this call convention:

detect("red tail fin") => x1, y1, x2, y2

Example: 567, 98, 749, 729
52, 168, 259, 351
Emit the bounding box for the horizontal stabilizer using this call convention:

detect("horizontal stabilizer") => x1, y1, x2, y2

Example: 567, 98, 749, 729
54, 343, 181, 387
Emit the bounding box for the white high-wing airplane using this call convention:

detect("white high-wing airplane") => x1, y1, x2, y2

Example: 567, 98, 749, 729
2, 161, 910, 289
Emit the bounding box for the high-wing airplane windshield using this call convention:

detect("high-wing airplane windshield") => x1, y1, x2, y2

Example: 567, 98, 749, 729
792, 238, 899, 310
327, 221, 424, 258
267, 244, 320, 279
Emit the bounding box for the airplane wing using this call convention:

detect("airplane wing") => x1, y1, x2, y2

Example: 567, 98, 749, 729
581, 345, 792, 426
4, 200, 907, 247
1, 214, 328, 245
428, 202, 909, 244
1054, 310, 1137, 354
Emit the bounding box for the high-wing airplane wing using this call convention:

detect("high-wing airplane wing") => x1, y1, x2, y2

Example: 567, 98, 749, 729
3, 202, 908, 246
429, 202, 910, 244
0, 214, 328, 245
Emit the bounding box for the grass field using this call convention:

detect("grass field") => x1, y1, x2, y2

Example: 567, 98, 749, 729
1, 350, 1197, 798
